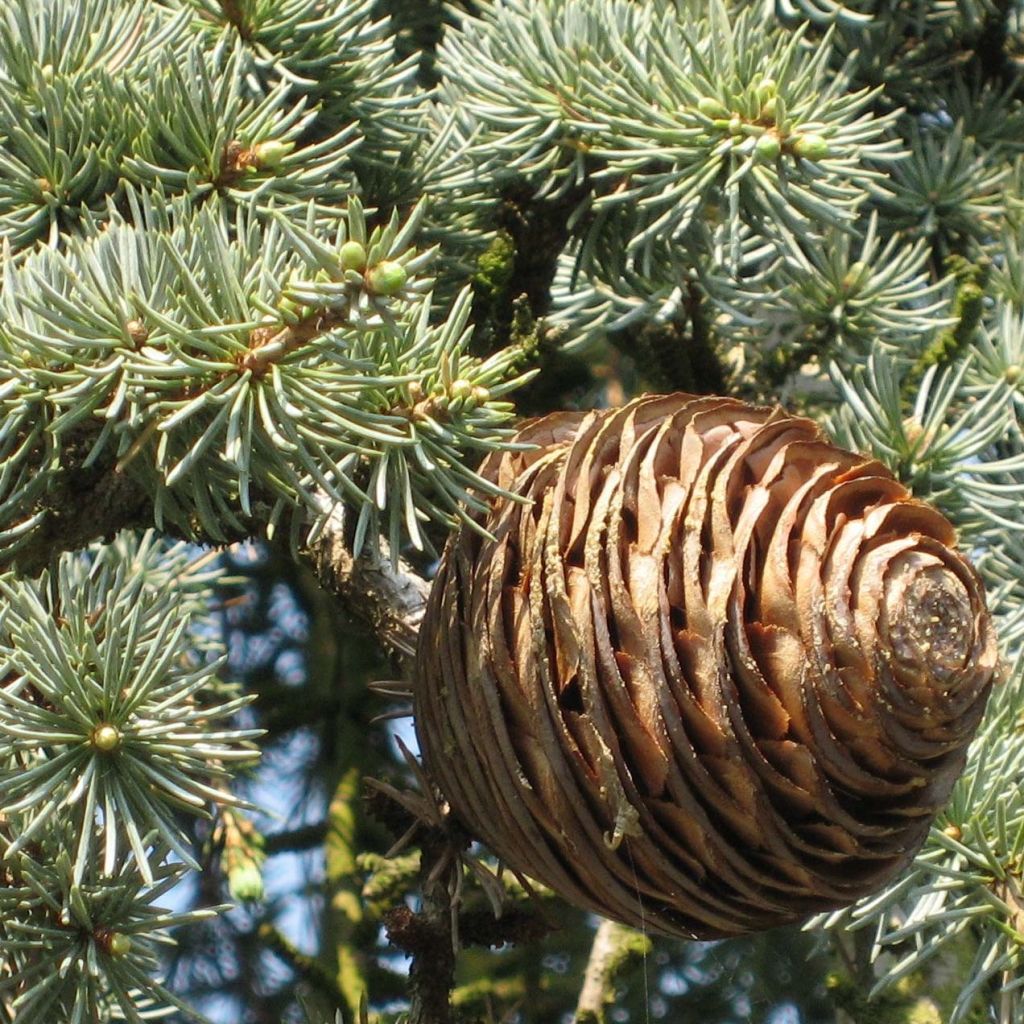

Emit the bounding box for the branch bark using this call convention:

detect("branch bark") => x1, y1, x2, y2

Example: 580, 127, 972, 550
304, 495, 430, 670
7, 456, 432, 685
383, 829, 458, 1024
7, 452, 152, 577
573, 919, 651, 1024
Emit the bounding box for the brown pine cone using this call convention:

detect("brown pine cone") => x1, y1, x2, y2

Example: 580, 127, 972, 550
414, 394, 998, 938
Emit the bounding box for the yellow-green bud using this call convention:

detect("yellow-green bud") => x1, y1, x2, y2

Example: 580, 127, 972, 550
755, 79, 778, 115
842, 261, 870, 291
251, 140, 294, 169
792, 132, 830, 161
450, 379, 474, 400
367, 260, 408, 296
1006, 364, 1022, 384
760, 95, 778, 121
108, 932, 131, 957
340, 240, 367, 272
92, 724, 121, 752
472, 385, 490, 405
906, 998, 942, 1024
728, 114, 744, 136
228, 860, 265, 903
754, 133, 781, 161
697, 96, 729, 119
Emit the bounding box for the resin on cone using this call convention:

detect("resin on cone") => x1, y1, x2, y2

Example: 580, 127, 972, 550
414, 394, 998, 938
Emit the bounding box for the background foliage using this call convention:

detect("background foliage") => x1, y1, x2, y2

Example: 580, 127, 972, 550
2, 0, 1024, 1022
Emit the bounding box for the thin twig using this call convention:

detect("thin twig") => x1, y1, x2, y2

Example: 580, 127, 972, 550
258, 922, 347, 1010
263, 822, 329, 855
996, 873, 1024, 1024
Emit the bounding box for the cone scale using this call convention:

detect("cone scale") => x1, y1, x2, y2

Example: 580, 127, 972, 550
414, 394, 998, 939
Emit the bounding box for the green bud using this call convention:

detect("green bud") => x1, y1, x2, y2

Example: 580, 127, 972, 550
367, 260, 408, 296
697, 96, 729, 119
108, 932, 131, 957
1006, 364, 1022, 384
728, 114, 744, 136
40, 64, 54, 83
340, 240, 367, 272
760, 96, 778, 121
251, 140, 294, 169
472, 385, 490, 404
754, 133, 781, 161
228, 860, 265, 903
450, 379, 474, 400
792, 132, 830, 161
92, 724, 121, 752
753, 79, 776, 113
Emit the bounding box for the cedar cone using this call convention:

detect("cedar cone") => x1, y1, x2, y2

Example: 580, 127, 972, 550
414, 394, 998, 938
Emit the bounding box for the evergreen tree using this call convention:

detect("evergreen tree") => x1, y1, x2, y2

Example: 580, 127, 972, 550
1, 1, 1023, 1022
